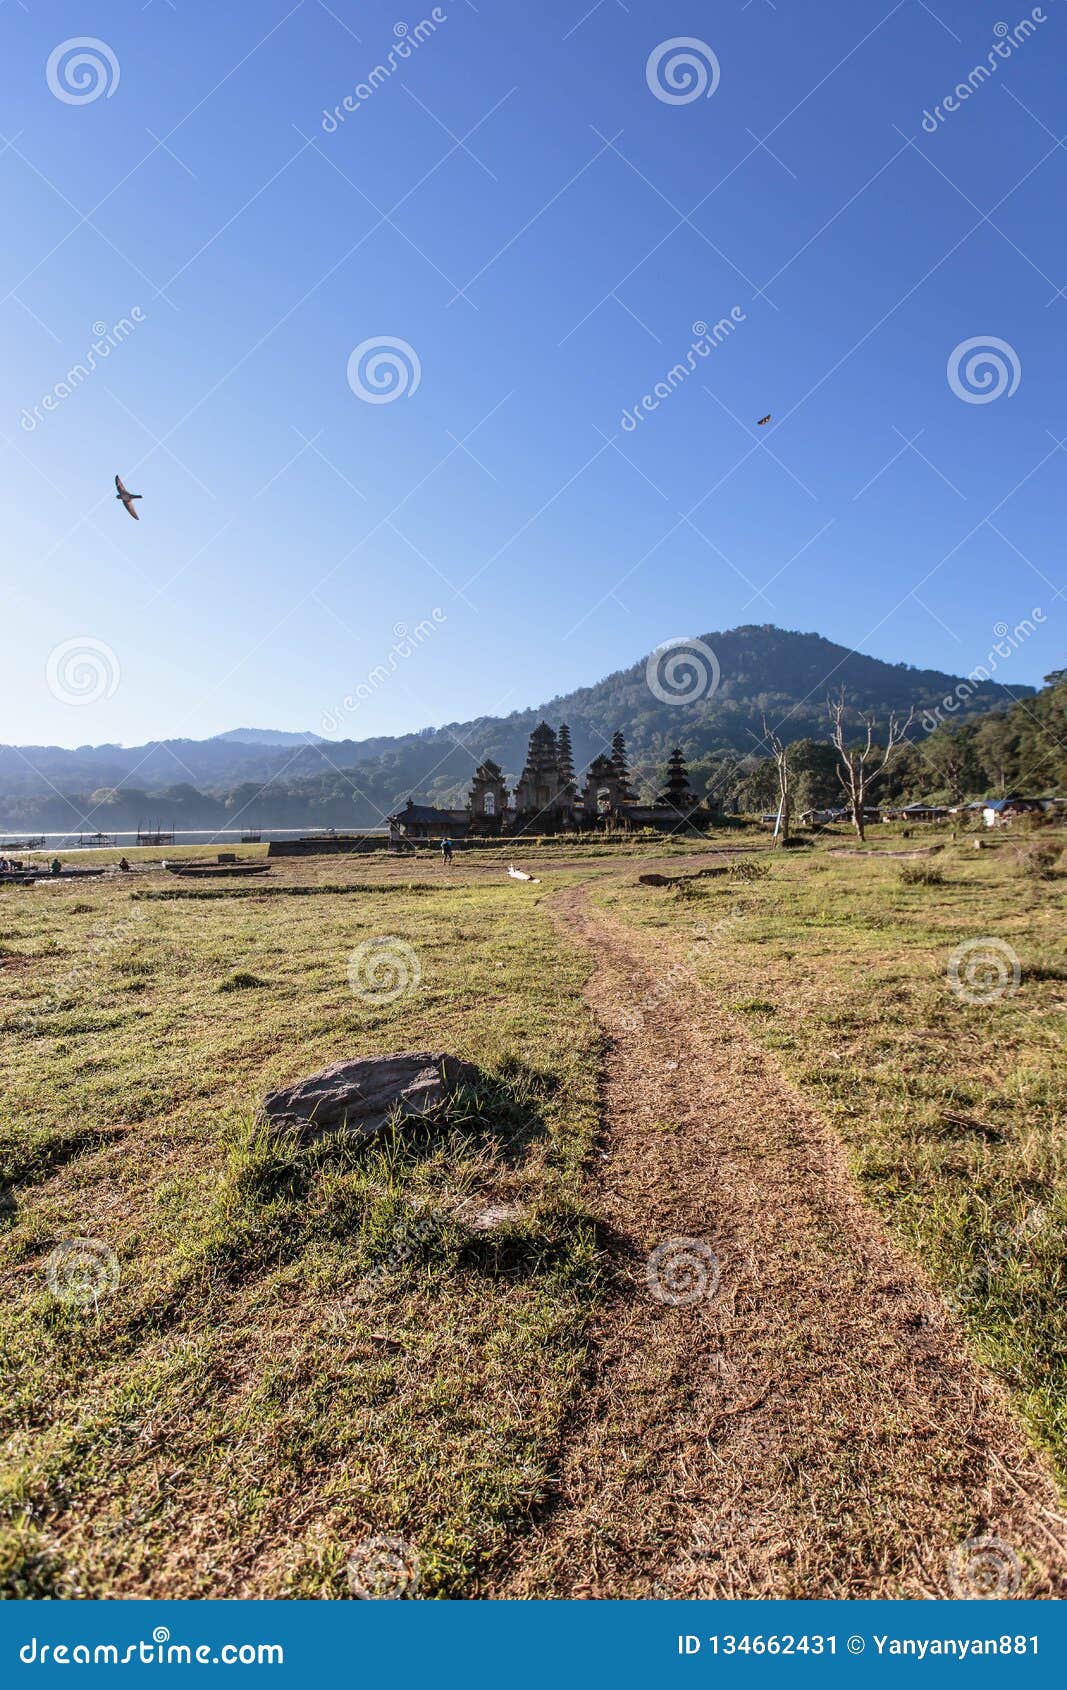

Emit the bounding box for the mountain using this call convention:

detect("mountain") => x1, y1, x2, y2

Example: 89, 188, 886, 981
211, 728, 325, 747
0, 626, 1040, 830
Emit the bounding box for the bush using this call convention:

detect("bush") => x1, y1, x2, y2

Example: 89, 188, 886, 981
729, 858, 771, 881
899, 865, 944, 886
1015, 842, 1061, 881
218, 971, 268, 992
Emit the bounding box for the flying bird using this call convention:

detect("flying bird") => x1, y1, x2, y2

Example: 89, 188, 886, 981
115, 474, 142, 520
757, 415, 771, 426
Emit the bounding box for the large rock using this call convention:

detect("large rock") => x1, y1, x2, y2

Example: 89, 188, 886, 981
261, 1051, 479, 1144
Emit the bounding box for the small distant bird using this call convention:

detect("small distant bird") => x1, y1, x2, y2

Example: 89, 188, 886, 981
115, 474, 142, 520
757, 414, 771, 426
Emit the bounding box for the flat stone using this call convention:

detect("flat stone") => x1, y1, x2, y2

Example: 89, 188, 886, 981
262, 1051, 479, 1144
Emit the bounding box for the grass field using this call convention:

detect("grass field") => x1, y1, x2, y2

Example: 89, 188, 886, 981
606, 824, 1067, 1478
0, 852, 601, 1597
1, 823, 1065, 1596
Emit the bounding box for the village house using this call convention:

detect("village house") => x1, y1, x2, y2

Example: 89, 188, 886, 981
982, 795, 1045, 828
387, 724, 707, 841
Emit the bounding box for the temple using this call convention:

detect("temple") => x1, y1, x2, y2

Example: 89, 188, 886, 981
388, 724, 707, 841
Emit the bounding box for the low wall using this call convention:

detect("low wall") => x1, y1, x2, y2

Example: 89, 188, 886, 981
267, 836, 384, 857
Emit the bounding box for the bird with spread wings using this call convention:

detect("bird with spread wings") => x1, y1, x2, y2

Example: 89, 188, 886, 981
115, 474, 142, 520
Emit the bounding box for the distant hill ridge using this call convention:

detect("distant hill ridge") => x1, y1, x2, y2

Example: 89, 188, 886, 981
0, 626, 1035, 826
212, 728, 325, 747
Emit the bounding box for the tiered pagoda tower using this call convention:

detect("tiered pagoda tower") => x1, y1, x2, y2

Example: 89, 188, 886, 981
656, 747, 698, 813
513, 723, 574, 825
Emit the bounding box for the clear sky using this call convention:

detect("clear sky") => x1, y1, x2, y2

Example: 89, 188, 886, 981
3, 0, 1065, 749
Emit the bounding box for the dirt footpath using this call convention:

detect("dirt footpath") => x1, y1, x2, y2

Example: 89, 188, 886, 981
503, 883, 1067, 1599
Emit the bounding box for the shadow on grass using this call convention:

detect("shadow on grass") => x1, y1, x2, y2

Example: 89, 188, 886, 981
139, 1058, 579, 1323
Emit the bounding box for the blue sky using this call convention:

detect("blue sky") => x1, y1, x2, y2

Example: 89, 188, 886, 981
3, 0, 1065, 749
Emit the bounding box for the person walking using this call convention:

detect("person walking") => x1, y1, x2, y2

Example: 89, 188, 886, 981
440, 836, 454, 868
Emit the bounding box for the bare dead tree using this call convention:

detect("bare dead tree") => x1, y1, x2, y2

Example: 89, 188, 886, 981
758, 715, 793, 845
827, 690, 915, 841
